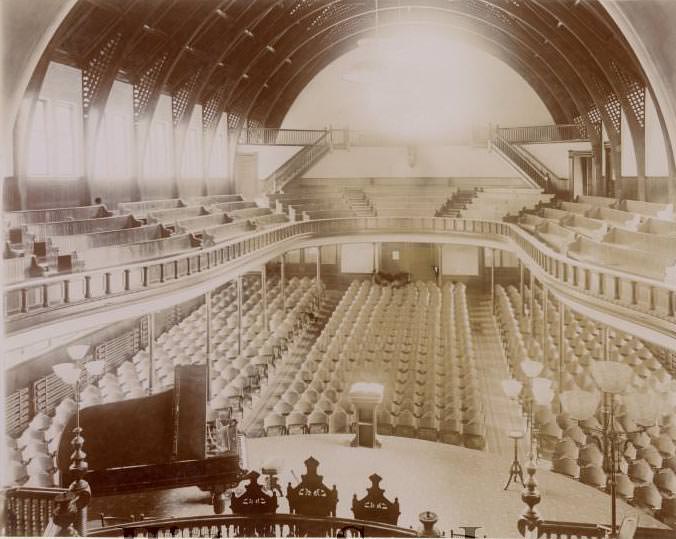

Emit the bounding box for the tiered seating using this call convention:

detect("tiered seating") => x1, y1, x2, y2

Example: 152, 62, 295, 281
146, 206, 210, 225
118, 199, 184, 219
5, 276, 320, 488
255, 280, 486, 448
460, 188, 553, 220
4, 205, 112, 228
495, 284, 676, 524
364, 186, 457, 217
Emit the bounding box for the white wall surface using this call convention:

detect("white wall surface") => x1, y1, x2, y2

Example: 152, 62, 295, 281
442, 245, 479, 275
304, 146, 519, 178
281, 31, 552, 142
340, 243, 375, 273
521, 142, 593, 179
237, 146, 303, 180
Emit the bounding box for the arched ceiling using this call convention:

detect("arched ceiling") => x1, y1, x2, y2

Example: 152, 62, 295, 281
34, 0, 653, 142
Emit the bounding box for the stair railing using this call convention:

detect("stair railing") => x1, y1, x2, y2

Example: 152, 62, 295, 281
497, 124, 587, 143
263, 131, 331, 193
491, 134, 550, 191
237, 128, 326, 146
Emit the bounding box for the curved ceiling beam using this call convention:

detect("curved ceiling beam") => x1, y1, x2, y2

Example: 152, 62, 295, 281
248, 7, 594, 134
258, 22, 572, 129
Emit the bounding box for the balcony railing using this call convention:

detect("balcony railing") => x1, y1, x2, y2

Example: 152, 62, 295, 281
237, 128, 326, 146
538, 520, 675, 539
497, 124, 588, 143
87, 513, 418, 538
5, 217, 676, 339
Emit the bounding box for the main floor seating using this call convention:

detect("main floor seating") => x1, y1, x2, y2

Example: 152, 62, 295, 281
495, 284, 676, 524
5, 275, 320, 489
248, 280, 486, 449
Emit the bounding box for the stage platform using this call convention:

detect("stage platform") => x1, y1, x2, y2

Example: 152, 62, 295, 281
88, 434, 669, 537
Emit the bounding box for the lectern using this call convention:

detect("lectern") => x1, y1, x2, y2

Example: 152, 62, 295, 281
349, 383, 384, 448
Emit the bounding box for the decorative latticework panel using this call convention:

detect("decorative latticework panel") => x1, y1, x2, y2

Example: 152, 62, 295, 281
202, 86, 227, 131
609, 60, 646, 127
572, 115, 588, 139
6, 388, 30, 436
586, 105, 602, 136
604, 93, 622, 133
172, 69, 202, 127
82, 32, 124, 118
228, 110, 242, 129
133, 51, 169, 122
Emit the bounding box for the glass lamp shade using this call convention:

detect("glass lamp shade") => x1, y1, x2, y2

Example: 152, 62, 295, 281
623, 392, 660, 427
66, 345, 90, 362
560, 389, 600, 421
52, 362, 80, 385
85, 360, 105, 377
532, 378, 554, 405
521, 359, 544, 379
501, 378, 523, 399
591, 360, 634, 394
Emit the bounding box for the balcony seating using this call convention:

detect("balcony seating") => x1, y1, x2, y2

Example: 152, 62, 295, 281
209, 201, 259, 213
183, 195, 244, 206
47, 224, 171, 253
4, 205, 112, 228
228, 207, 276, 220
495, 283, 676, 524
78, 233, 201, 270
118, 199, 185, 218
602, 228, 676, 256
618, 200, 674, 221
639, 218, 676, 236
19, 215, 143, 242
532, 221, 576, 254
146, 206, 210, 225
202, 222, 255, 245
568, 236, 676, 282
174, 213, 232, 232
460, 189, 553, 220
559, 201, 592, 215
577, 195, 617, 208
558, 214, 608, 240
587, 207, 641, 231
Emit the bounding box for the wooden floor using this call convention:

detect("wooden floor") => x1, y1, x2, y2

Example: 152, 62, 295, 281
88, 434, 668, 537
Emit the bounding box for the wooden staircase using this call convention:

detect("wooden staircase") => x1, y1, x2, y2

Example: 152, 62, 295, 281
436, 189, 477, 217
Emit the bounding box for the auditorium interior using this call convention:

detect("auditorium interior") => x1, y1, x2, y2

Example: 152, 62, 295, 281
3, 1, 676, 537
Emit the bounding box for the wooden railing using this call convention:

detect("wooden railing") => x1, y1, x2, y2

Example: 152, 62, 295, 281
5, 217, 676, 340
87, 513, 419, 538
491, 134, 549, 190
497, 124, 588, 143
538, 520, 675, 539
264, 132, 331, 193
4, 486, 69, 537
237, 128, 326, 146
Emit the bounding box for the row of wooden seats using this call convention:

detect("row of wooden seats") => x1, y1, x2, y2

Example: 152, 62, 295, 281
461, 188, 553, 220
578, 195, 674, 222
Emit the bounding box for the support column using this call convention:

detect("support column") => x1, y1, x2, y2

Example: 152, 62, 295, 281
316, 246, 321, 291
558, 300, 564, 397
490, 248, 495, 313
529, 271, 535, 335
147, 313, 155, 395
205, 290, 212, 400
237, 276, 243, 356
438, 244, 444, 288
602, 325, 609, 362
280, 253, 286, 313
519, 262, 525, 316
373, 242, 380, 273
262, 266, 268, 332
541, 285, 548, 365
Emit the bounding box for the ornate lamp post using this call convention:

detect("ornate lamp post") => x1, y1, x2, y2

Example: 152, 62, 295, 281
52, 345, 104, 534
502, 359, 555, 539
560, 360, 666, 539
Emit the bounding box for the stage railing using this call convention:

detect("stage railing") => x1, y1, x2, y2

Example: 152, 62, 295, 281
4, 486, 69, 537
86, 513, 419, 538
497, 124, 588, 143
5, 217, 676, 331
538, 520, 675, 539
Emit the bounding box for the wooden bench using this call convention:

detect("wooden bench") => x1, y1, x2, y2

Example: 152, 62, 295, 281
518, 214, 548, 233
183, 194, 243, 206
21, 215, 143, 241
577, 195, 617, 208
201, 222, 254, 245
209, 201, 258, 213
534, 222, 576, 254
619, 199, 674, 220
48, 224, 171, 253
147, 206, 210, 224
559, 201, 593, 215
118, 199, 184, 217
586, 207, 641, 231
638, 218, 676, 236
602, 228, 676, 254
228, 207, 272, 220
5, 205, 112, 227
559, 214, 608, 240
175, 213, 231, 232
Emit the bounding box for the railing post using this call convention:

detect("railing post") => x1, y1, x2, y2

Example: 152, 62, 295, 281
84, 275, 92, 299
123, 269, 131, 291
42, 284, 49, 308
143, 266, 149, 287
63, 279, 70, 303
104, 272, 112, 295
